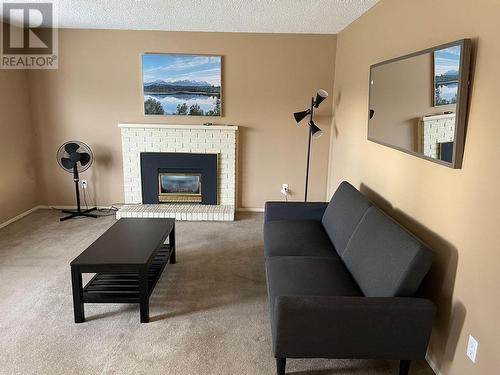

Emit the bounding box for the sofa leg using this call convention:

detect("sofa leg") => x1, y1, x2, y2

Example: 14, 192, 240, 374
399, 360, 411, 375
276, 357, 286, 375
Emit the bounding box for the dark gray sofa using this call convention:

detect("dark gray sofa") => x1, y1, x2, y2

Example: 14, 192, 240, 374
264, 181, 436, 375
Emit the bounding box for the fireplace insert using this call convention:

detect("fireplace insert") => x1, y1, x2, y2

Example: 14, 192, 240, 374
140, 152, 217, 205
158, 173, 202, 203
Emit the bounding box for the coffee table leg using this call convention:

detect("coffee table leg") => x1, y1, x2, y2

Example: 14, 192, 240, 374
71, 266, 85, 323
169, 223, 176, 264
139, 267, 149, 323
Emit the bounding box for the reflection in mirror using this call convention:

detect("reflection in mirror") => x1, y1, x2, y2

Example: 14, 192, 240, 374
368, 40, 471, 168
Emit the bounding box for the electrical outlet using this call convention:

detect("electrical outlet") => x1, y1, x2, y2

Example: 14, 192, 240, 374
467, 335, 478, 363
81, 180, 88, 189
281, 184, 289, 195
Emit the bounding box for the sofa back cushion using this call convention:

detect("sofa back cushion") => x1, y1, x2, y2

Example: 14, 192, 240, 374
342, 207, 433, 297
321, 181, 372, 256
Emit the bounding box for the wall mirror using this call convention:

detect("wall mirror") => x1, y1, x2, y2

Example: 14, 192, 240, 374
368, 39, 471, 168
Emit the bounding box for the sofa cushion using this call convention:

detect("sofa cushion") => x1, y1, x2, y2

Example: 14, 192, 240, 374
321, 181, 372, 257
264, 220, 337, 258
342, 207, 434, 297
265, 256, 362, 317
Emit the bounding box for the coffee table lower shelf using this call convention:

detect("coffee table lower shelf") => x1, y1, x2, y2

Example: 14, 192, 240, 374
81, 245, 172, 304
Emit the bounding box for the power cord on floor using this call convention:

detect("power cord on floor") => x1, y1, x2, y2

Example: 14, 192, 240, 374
48, 177, 139, 218
83, 184, 114, 216
96, 203, 140, 216
81, 181, 130, 217
96, 206, 119, 216
49, 203, 133, 217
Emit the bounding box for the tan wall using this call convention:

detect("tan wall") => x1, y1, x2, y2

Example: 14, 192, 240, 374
328, 0, 500, 374
29, 29, 336, 208
0, 66, 38, 224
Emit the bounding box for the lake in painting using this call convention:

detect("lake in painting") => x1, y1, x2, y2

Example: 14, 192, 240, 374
142, 54, 221, 116
144, 93, 220, 116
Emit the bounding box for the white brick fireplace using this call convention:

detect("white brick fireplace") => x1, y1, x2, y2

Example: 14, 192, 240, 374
418, 113, 456, 159
117, 123, 238, 221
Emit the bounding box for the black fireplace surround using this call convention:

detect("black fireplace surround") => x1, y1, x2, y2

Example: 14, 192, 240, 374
140, 152, 217, 204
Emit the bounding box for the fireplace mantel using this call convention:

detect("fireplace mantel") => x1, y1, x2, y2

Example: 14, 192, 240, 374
118, 123, 238, 131
118, 123, 237, 221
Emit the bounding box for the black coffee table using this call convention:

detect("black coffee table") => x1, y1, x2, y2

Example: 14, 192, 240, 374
70, 218, 175, 323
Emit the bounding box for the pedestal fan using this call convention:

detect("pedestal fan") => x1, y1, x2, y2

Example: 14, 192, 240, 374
56, 141, 97, 221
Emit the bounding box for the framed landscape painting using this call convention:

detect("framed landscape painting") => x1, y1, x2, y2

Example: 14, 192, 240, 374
142, 54, 222, 116
433, 45, 460, 106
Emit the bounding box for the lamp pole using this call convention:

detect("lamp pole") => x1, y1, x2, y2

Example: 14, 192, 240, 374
304, 97, 314, 202
294, 89, 328, 202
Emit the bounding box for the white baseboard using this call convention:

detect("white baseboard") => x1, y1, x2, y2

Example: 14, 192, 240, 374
236, 207, 264, 213
426, 354, 440, 375
0, 206, 42, 229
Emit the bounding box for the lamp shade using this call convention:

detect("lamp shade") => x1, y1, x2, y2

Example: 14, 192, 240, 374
314, 89, 329, 108
308, 121, 323, 138
293, 109, 311, 123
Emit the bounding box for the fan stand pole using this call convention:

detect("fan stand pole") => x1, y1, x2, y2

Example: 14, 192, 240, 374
60, 166, 98, 221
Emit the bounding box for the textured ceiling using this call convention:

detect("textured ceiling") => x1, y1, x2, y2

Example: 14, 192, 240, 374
5, 0, 379, 34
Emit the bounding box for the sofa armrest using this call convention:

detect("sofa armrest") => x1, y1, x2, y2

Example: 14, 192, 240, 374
264, 201, 328, 223
272, 295, 435, 359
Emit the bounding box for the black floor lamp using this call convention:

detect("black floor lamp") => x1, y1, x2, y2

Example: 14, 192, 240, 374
293, 89, 329, 202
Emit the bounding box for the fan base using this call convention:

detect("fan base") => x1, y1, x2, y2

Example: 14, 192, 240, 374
60, 207, 98, 221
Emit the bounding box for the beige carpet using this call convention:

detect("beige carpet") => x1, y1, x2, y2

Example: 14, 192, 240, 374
0, 210, 434, 375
